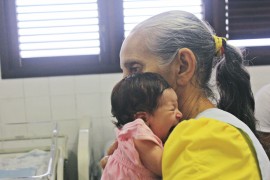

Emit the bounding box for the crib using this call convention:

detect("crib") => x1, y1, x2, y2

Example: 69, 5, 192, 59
0, 125, 67, 180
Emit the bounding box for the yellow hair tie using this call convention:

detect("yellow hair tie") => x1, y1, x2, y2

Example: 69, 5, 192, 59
213, 35, 227, 56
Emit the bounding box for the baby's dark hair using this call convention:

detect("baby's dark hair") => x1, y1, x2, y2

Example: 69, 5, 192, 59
111, 72, 171, 128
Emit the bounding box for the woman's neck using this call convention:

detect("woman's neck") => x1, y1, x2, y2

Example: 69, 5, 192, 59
178, 87, 215, 120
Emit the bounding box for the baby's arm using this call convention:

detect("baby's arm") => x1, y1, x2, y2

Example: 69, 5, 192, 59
134, 139, 163, 176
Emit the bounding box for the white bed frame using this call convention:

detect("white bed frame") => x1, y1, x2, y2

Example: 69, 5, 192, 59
77, 119, 105, 180
78, 120, 91, 180
0, 125, 67, 180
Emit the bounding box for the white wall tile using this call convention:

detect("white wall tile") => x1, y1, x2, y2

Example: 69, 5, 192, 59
0, 126, 3, 138
27, 122, 54, 137
49, 76, 75, 95
76, 93, 101, 118
0, 79, 24, 98
0, 126, 2, 149
99, 73, 122, 93
0, 98, 26, 123
2, 124, 28, 139
51, 95, 76, 120
2, 140, 33, 149
75, 74, 101, 94
23, 77, 49, 97
91, 118, 105, 162
0, 105, 2, 123
57, 120, 79, 147
102, 117, 116, 144
25, 97, 51, 122
100, 92, 112, 117
247, 65, 270, 94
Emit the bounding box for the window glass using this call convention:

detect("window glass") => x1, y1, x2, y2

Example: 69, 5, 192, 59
15, 0, 99, 58
123, 0, 203, 37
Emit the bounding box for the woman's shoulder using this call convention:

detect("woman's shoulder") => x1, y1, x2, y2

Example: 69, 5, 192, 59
166, 117, 250, 154
162, 118, 261, 179
173, 117, 243, 141
168, 108, 255, 146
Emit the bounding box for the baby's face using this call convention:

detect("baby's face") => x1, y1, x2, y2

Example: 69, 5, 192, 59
148, 89, 182, 143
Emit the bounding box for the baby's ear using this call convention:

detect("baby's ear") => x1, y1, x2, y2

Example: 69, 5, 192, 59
134, 112, 150, 122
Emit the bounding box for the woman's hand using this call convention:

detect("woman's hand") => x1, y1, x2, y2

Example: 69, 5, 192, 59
99, 141, 118, 169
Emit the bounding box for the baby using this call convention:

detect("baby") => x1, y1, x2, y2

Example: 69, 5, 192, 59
101, 72, 182, 179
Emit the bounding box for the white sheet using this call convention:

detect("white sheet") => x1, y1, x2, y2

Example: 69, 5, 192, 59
0, 149, 50, 179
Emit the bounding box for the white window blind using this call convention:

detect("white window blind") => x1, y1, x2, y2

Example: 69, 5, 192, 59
123, 0, 203, 37
16, 0, 99, 58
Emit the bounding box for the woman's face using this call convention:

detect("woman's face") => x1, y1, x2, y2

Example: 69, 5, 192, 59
120, 31, 177, 89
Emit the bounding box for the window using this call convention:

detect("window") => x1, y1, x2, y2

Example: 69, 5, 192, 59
0, 0, 205, 79
205, 0, 270, 65
1, 0, 268, 79
0, 0, 122, 78
16, 0, 100, 58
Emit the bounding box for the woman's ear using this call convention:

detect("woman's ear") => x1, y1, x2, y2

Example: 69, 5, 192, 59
174, 48, 197, 86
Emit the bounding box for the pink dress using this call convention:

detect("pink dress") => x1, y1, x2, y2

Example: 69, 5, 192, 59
101, 119, 163, 180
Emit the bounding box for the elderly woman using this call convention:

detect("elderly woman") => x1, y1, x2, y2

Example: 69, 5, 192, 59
102, 10, 270, 179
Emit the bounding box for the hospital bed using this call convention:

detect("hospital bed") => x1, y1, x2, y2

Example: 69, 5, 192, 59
0, 125, 67, 180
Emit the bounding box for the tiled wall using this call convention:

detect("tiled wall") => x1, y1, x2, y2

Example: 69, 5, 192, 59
0, 73, 122, 179
247, 65, 270, 94
0, 65, 269, 179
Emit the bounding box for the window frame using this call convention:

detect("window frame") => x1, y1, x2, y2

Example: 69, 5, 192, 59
0, 0, 124, 79
1, 0, 269, 79
204, 0, 270, 66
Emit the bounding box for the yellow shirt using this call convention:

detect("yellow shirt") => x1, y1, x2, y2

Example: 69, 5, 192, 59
162, 118, 261, 180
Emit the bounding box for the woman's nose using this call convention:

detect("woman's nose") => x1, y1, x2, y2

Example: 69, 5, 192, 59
122, 69, 129, 78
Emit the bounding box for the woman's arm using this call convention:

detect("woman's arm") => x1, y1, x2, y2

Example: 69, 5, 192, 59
134, 139, 163, 176
99, 141, 118, 169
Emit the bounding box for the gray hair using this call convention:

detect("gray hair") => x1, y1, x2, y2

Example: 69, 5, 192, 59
131, 10, 217, 97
